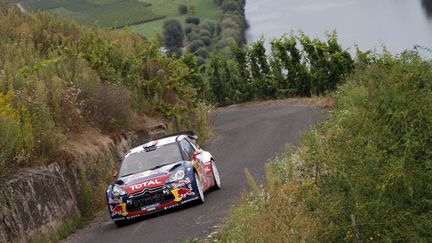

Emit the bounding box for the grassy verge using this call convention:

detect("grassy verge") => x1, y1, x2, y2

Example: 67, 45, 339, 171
41, 214, 84, 243
218, 51, 432, 242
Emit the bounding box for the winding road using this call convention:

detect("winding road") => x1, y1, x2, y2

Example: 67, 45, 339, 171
63, 103, 325, 243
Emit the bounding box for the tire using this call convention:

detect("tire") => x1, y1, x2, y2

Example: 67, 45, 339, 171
210, 160, 221, 190
194, 172, 205, 204
114, 219, 128, 227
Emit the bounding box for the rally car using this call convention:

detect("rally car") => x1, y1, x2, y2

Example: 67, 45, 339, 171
106, 131, 221, 227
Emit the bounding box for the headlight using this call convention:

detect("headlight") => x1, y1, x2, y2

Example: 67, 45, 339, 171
112, 185, 127, 197
167, 169, 185, 182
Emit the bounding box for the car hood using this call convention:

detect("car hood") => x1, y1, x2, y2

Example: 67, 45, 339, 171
116, 161, 186, 195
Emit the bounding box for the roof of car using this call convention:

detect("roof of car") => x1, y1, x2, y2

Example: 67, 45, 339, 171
126, 134, 189, 156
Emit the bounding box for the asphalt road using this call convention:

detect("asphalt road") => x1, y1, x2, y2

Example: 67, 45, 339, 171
63, 104, 325, 243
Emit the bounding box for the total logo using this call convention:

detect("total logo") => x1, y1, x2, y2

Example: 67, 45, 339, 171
130, 179, 163, 191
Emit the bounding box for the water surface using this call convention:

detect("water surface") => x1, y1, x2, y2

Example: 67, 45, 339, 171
246, 0, 432, 54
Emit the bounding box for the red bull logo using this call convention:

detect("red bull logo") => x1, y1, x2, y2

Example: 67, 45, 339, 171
172, 185, 195, 202
110, 203, 127, 217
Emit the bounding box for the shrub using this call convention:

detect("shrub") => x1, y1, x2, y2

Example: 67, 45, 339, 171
196, 56, 205, 66
163, 19, 184, 50
184, 24, 196, 34
187, 31, 200, 41
0, 92, 33, 168
0, 6, 210, 173
178, 4, 188, 15
200, 36, 211, 46
80, 84, 133, 132
222, 1, 242, 13
199, 29, 211, 38
196, 47, 209, 59
220, 164, 318, 242
202, 21, 216, 36
302, 52, 432, 242
185, 16, 200, 25
220, 51, 432, 242
188, 39, 205, 53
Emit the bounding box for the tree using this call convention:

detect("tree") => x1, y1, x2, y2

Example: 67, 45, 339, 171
163, 19, 184, 54
178, 5, 188, 15
188, 39, 205, 53
186, 17, 200, 25
200, 36, 211, 46
196, 47, 209, 59
202, 21, 216, 36
199, 29, 211, 38
222, 1, 242, 13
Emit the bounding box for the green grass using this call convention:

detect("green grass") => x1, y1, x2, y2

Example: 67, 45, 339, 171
128, 17, 167, 37
20, 0, 222, 37
21, 0, 72, 10
73, 1, 162, 28
131, 0, 222, 37
37, 213, 84, 243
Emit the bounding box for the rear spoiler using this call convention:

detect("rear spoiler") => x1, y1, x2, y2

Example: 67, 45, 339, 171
157, 131, 198, 140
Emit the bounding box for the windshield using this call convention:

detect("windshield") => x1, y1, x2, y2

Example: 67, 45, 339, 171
119, 143, 182, 177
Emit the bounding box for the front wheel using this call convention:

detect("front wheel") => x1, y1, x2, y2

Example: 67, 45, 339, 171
114, 219, 128, 227
194, 172, 205, 204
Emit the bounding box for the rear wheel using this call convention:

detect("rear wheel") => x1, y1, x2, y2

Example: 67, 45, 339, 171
211, 160, 221, 190
194, 172, 205, 204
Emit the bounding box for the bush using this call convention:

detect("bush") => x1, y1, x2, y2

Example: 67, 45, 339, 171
0, 92, 32, 168
184, 24, 196, 34
0, 90, 64, 169
202, 21, 216, 36
0, 6, 210, 173
200, 36, 211, 46
196, 56, 205, 66
163, 19, 184, 50
186, 31, 200, 41
178, 4, 188, 15
185, 16, 200, 25
220, 164, 318, 242
199, 29, 211, 38
81, 84, 133, 132
220, 51, 432, 242
222, 1, 242, 13
196, 47, 209, 59
188, 39, 205, 53
302, 52, 432, 242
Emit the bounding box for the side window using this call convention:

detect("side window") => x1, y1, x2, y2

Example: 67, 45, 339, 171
180, 139, 195, 161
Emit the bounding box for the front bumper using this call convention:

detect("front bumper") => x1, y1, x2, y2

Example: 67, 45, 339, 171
107, 177, 198, 221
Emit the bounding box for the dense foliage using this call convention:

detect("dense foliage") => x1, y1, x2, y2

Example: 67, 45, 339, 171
214, 0, 247, 49
0, 6, 207, 171
220, 51, 432, 242
163, 19, 184, 56
160, 0, 246, 64
207, 33, 354, 106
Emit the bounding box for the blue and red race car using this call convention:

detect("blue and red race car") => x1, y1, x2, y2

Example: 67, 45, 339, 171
106, 131, 221, 226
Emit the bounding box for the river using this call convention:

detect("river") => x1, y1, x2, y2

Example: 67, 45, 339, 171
245, 0, 432, 54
